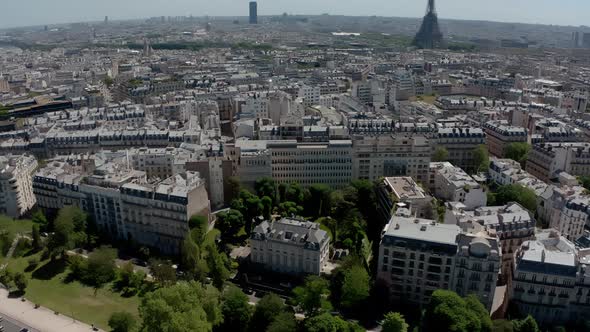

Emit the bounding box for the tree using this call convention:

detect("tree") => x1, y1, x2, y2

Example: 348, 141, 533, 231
149, 259, 177, 287
261, 196, 273, 220
47, 206, 87, 259
255, 177, 276, 201
278, 201, 304, 217
303, 313, 363, 332
13, 272, 27, 293
307, 184, 333, 218
206, 244, 229, 289
85, 246, 117, 295
227, 176, 242, 202
293, 275, 332, 316
579, 176, 590, 191
494, 184, 537, 212
215, 210, 245, 240
513, 316, 540, 332
278, 183, 288, 203
189, 215, 209, 241
32, 223, 41, 252
140, 281, 221, 332
285, 182, 306, 205
220, 285, 252, 332
422, 290, 492, 332
31, 210, 47, 230
341, 266, 370, 310
116, 262, 145, 296
504, 142, 530, 166
181, 233, 205, 281
267, 312, 297, 332
473, 145, 490, 173
382, 312, 409, 332
249, 293, 285, 332
492, 320, 514, 332
108, 312, 136, 332
433, 147, 450, 162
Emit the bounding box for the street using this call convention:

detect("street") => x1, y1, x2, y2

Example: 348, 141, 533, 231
1, 314, 36, 332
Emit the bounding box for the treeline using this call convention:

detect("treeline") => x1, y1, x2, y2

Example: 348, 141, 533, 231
125, 41, 273, 51
218, 177, 383, 256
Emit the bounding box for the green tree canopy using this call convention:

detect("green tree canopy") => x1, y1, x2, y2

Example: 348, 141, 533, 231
205, 244, 229, 289
307, 184, 333, 218
422, 290, 492, 332
32, 223, 41, 252
47, 206, 88, 259
293, 275, 332, 316
220, 285, 252, 332
494, 184, 537, 212
249, 293, 285, 332
303, 312, 364, 332
267, 312, 297, 332
255, 177, 277, 201
278, 201, 304, 218
473, 145, 490, 173
108, 311, 136, 332
382, 312, 409, 332
139, 281, 221, 332
215, 209, 245, 240
14, 272, 28, 293
433, 147, 450, 162
513, 316, 540, 332
85, 246, 117, 294
504, 142, 530, 166
149, 259, 177, 287
341, 265, 370, 310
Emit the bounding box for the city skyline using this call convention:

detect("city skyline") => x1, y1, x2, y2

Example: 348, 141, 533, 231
0, 0, 589, 29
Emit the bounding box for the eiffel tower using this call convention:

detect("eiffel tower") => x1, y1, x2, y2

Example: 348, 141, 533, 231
413, 0, 444, 49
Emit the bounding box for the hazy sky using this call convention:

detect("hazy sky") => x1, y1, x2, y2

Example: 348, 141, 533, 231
0, 0, 588, 29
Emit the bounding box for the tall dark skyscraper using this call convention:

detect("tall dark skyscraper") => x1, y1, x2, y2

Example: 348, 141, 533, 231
249, 1, 258, 24
413, 0, 443, 49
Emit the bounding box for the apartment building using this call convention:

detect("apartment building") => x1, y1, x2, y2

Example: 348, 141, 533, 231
429, 162, 487, 210
0, 154, 38, 218
298, 84, 321, 107
377, 213, 500, 311
376, 176, 434, 222
33, 156, 210, 254
537, 181, 590, 242
435, 127, 486, 173
511, 230, 590, 325
483, 121, 528, 157
242, 95, 269, 119
226, 140, 272, 190
129, 147, 187, 180
268, 140, 352, 188
526, 142, 590, 182
489, 158, 548, 196
352, 135, 431, 184
250, 218, 330, 275
445, 202, 536, 284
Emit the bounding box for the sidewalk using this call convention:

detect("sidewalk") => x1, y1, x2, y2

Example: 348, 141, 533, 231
0, 288, 103, 332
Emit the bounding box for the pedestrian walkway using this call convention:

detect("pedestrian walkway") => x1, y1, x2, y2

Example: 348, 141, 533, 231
0, 288, 104, 332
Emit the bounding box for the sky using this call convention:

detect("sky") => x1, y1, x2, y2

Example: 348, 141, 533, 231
0, 0, 588, 29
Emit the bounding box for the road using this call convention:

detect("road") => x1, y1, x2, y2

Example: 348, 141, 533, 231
1, 313, 37, 332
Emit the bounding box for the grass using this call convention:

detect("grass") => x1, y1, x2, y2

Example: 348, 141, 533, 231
0, 216, 34, 258
5, 254, 141, 330
409, 95, 438, 104
0, 216, 34, 238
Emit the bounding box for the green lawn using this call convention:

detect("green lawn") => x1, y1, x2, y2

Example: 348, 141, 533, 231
0, 216, 34, 258
0, 216, 33, 237
5, 254, 141, 330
